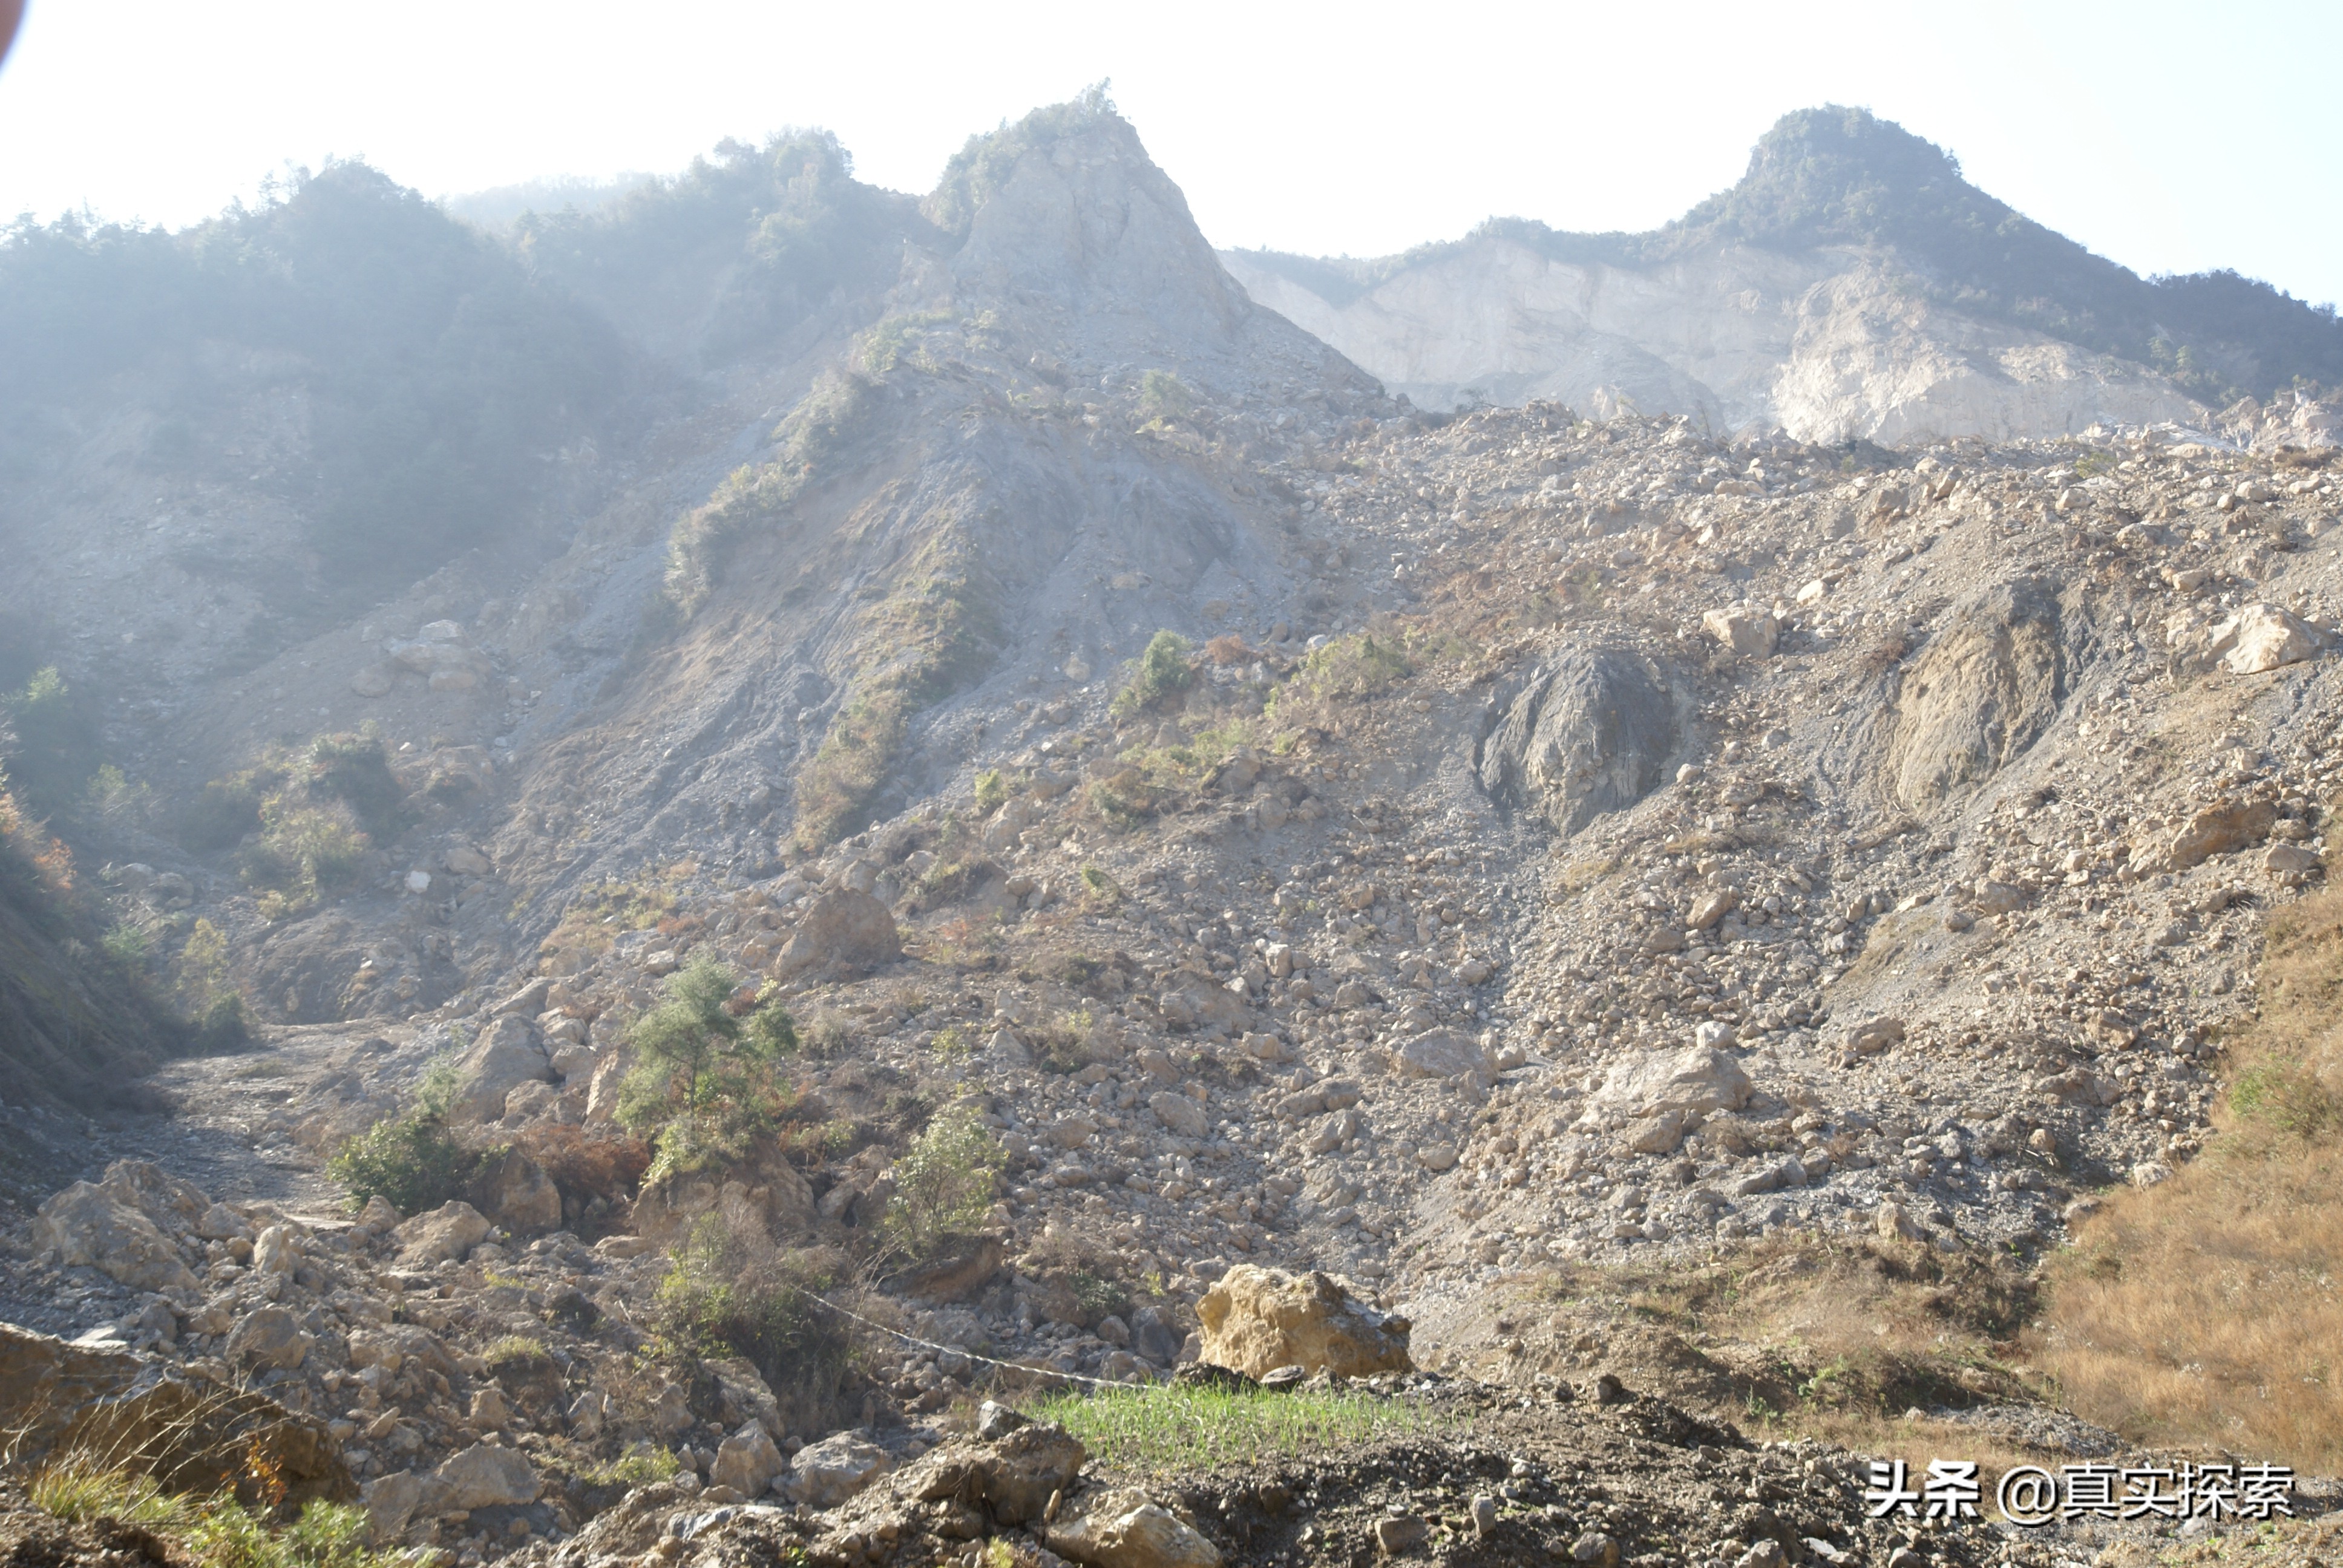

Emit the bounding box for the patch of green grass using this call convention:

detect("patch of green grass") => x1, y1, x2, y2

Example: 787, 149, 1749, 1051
582, 1446, 679, 1490
1032, 1382, 1451, 1471
28, 1460, 192, 1528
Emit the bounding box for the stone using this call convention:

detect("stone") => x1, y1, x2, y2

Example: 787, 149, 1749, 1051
466, 1150, 563, 1235
1373, 1515, 1429, 1555
2168, 800, 2277, 869
2267, 843, 2322, 875
1973, 879, 2028, 914
224, 1306, 312, 1372
2214, 602, 2320, 673
1625, 1108, 1691, 1155
1571, 1531, 1620, 1567
447, 1014, 555, 1123
1702, 607, 1778, 658
1470, 1496, 1499, 1537
1875, 1201, 1925, 1243
1416, 1143, 1458, 1172
433, 1443, 540, 1510
1694, 1020, 1735, 1048
1129, 1305, 1182, 1364
468, 1388, 511, 1429
251, 1224, 298, 1275
713, 1420, 786, 1497
1590, 1046, 1752, 1117
1052, 1489, 1224, 1568
774, 890, 902, 979
195, 1201, 252, 1241
1395, 1028, 1492, 1081
1195, 1265, 1412, 1379
1150, 1092, 1210, 1138
393, 1201, 493, 1266
1477, 643, 1683, 834
790, 1432, 894, 1508
1686, 890, 1737, 930
34, 1183, 198, 1293
1736, 1542, 1785, 1568
350, 665, 394, 698
1841, 1016, 1906, 1056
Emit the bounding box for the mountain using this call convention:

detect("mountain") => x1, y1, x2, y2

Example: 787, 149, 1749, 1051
1224, 106, 2343, 438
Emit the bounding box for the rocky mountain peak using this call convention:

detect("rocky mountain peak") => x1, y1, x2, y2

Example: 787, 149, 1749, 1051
926, 91, 1251, 349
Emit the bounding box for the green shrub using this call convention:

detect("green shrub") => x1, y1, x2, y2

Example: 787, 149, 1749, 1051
658, 1215, 862, 1429
304, 734, 404, 835
1138, 370, 1194, 423
182, 777, 265, 851
1110, 631, 1194, 717
882, 1104, 1003, 1262
3, 666, 101, 812
327, 1109, 479, 1217
618, 955, 799, 1180
102, 920, 151, 967
792, 684, 908, 849
973, 768, 1009, 813
1271, 631, 1411, 708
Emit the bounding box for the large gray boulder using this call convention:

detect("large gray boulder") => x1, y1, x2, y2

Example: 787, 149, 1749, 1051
775, 890, 902, 979
1478, 644, 1681, 834
34, 1181, 198, 1293
448, 1014, 554, 1123
1590, 1045, 1752, 1117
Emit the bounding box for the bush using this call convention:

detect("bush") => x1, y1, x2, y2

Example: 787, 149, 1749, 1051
2, 666, 101, 813
1274, 632, 1409, 705
973, 768, 1009, 813
1110, 631, 1194, 717
327, 1109, 479, 1216
882, 1104, 1004, 1262
792, 684, 909, 849
1138, 370, 1193, 423
658, 1214, 863, 1432
304, 733, 404, 835
30, 1460, 399, 1568
618, 955, 799, 1180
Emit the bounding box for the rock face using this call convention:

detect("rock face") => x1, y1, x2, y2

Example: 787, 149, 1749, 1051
1886, 576, 2062, 808
1194, 1265, 1413, 1378
1480, 645, 1681, 835
2166, 800, 2278, 869
1052, 1489, 1224, 1568
775, 890, 902, 979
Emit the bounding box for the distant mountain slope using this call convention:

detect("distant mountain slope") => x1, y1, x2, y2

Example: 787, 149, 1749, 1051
1224, 106, 2343, 435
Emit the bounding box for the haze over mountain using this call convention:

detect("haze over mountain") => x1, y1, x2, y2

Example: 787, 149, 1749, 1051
1225, 106, 2343, 439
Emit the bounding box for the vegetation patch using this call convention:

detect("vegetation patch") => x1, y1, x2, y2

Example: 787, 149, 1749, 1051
880, 1103, 1004, 1264
617, 954, 800, 1182
1032, 1382, 1450, 1471
326, 1054, 483, 1214
2036, 886, 2343, 1471
1109, 631, 1195, 719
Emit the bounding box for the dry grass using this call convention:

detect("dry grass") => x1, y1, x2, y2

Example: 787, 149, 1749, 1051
2033, 887, 2343, 1469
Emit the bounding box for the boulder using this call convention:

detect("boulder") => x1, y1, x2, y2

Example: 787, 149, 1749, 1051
432, 1443, 540, 1510
774, 890, 902, 979
712, 1420, 785, 1497
1150, 1092, 1210, 1139
1686, 890, 1737, 930
1590, 1046, 1752, 1117
448, 1014, 554, 1124
1194, 1266, 1412, 1379
465, 1149, 563, 1235
2168, 800, 2278, 869
1701, 607, 1778, 659
909, 1420, 1088, 1526
1478, 644, 1683, 834
393, 1200, 493, 1266
1052, 1489, 1223, 1568
1157, 969, 1251, 1034
225, 1306, 312, 1372
1394, 1029, 1492, 1082
1841, 1016, 1906, 1056
790, 1432, 895, 1508
34, 1182, 198, 1293
2213, 602, 2321, 674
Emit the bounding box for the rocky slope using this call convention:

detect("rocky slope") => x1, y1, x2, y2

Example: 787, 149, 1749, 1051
7, 90, 2343, 1568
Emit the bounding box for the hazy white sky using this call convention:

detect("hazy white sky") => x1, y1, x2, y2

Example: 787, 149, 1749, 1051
2, 1, 2336, 306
